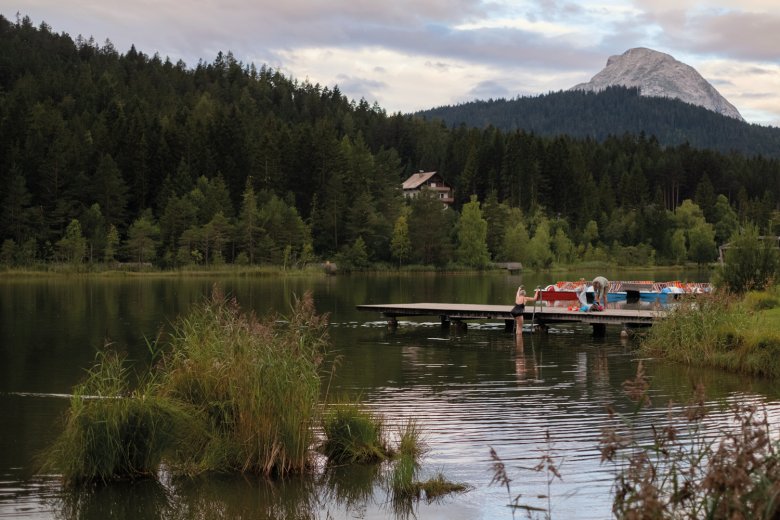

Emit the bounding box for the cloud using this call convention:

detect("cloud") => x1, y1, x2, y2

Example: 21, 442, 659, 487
466, 80, 512, 100
5, 0, 780, 124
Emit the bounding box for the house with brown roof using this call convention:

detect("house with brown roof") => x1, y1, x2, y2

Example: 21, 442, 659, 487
401, 171, 454, 205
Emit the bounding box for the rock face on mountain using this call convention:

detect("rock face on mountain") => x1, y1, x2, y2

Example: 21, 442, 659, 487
571, 47, 744, 121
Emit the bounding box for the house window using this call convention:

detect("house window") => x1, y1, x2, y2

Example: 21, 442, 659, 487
439, 193, 445, 199
430, 182, 437, 187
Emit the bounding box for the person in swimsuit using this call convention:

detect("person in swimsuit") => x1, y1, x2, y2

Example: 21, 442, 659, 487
511, 286, 539, 334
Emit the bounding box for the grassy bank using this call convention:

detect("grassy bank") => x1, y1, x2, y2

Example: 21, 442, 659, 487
641, 286, 780, 378
0, 264, 327, 278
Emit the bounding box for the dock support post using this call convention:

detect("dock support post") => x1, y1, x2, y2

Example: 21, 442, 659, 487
592, 323, 606, 337
387, 316, 398, 328
440, 315, 450, 328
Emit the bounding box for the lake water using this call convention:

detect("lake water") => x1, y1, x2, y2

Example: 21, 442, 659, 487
2, 271, 779, 519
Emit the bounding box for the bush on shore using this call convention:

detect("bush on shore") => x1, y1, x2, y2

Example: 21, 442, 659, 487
641, 289, 780, 378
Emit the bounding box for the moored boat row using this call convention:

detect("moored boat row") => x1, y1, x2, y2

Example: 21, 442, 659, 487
538, 279, 712, 304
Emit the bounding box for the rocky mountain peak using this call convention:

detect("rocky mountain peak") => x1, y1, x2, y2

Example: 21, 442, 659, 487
571, 47, 744, 121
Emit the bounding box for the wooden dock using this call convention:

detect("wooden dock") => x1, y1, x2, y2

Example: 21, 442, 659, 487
355, 302, 662, 335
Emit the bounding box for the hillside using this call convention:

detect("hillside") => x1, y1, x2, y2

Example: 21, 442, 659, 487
3, 14, 780, 270
414, 87, 780, 158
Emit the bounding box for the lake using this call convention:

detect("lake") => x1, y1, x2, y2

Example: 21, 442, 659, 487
2, 270, 779, 519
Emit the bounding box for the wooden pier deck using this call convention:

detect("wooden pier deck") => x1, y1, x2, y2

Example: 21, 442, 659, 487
355, 302, 662, 335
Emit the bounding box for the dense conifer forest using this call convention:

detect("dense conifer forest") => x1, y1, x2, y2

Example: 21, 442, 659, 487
2, 14, 780, 269
416, 87, 780, 158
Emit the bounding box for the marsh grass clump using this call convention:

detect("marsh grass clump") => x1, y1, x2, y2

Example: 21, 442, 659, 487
40, 351, 201, 485
394, 418, 426, 460
43, 287, 329, 485
158, 287, 329, 476
320, 402, 389, 464
390, 452, 418, 498
416, 472, 469, 500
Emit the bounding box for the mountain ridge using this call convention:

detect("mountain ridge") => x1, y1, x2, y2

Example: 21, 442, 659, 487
570, 47, 744, 121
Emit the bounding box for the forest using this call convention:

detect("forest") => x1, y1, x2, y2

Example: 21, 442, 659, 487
2, 14, 780, 270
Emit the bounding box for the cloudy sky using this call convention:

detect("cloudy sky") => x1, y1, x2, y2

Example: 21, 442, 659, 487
4, 1, 780, 126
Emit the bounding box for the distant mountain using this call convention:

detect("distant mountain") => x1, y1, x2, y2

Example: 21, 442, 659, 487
570, 47, 743, 121
414, 87, 780, 159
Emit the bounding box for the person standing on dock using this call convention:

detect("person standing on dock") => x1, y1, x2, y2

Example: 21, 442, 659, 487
592, 276, 609, 309
511, 286, 540, 334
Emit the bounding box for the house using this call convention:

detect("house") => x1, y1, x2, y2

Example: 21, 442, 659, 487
401, 171, 454, 205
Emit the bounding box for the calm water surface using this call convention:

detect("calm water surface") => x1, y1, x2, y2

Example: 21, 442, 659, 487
1, 271, 779, 519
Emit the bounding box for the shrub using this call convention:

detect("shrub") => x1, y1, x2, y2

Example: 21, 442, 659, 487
714, 224, 779, 293
158, 287, 329, 476
320, 402, 389, 464
40, 351, 201, 485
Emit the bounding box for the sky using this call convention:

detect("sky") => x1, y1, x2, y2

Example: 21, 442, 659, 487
3, 1, 780, 126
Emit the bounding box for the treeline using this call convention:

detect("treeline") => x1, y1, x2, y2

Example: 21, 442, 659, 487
2, 14, 780, 270
416, 86, 780, 158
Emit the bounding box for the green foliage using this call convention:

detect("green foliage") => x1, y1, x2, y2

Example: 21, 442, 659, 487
56, 219, 86, 264
321, 402, 389, 464
390, 214, 412, 266
526, 219, 553, 269
670, 228, 687, 264
125, 212, 159, 263
1, 239, 16, 265
500, 208, 529, 262
687, 220, 717, 264
336, 237, 370, 271
456, 195, 490, 268
714, 224, 780, 293
408, 190, 454, 266
713, 194, 739, 244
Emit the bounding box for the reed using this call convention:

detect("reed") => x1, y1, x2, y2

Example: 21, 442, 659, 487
40, 350, 201, 485
320, 402, 389, 464
640, 293, 780, 377
601, 363, 780, 519
389, 452, 419, 498
395, 417, 426, 460
157, 286, 329, 476
43, 285, 330, 484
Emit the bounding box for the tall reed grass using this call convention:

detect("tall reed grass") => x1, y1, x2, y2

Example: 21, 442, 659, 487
157, 287, 329, 476
641, 293, 780, 378
43, 286, 330, 484
40, 350, 201, 485
600, 362, 780, 519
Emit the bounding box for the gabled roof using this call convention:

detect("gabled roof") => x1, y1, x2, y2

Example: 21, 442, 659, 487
402, 171, 438, 190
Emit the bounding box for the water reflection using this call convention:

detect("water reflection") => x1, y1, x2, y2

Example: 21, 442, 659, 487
3, 273, 780, 520
48, 461, 444, 520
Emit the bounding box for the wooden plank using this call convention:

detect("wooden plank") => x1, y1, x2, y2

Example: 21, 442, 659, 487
356, 302, 660, 328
